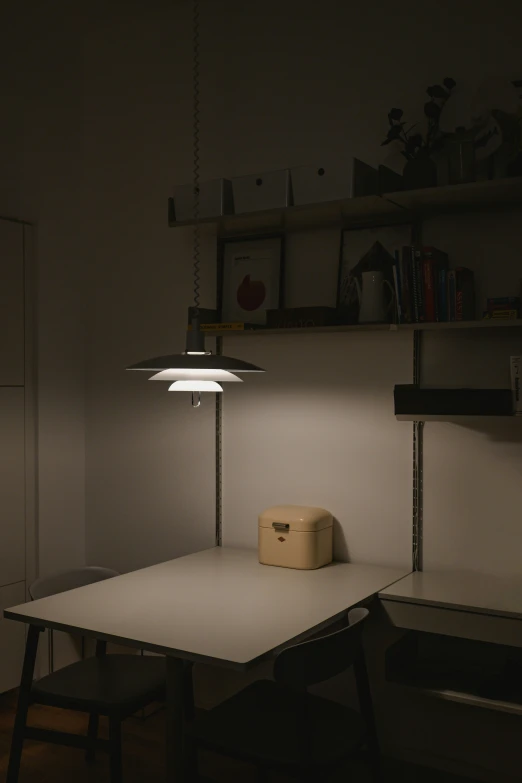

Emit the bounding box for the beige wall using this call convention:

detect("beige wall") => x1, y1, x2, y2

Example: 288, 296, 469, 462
1, 2, 88, 575
82, 0, 522, 573
82, 1, 217, 571
5, 0, 520, 574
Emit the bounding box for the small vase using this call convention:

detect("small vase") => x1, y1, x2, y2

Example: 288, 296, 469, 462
402, 155, 438, 190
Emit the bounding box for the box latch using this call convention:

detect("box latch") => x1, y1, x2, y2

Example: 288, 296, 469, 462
272, 522, 290, 531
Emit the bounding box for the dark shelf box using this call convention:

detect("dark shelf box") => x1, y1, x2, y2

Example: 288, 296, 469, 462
394, 385, 513, 418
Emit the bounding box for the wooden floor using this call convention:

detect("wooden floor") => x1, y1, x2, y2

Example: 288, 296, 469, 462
0, 690, 479, 783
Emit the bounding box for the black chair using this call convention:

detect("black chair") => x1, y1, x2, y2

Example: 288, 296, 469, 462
187, 606, 380, 782
7, 567, 167, 783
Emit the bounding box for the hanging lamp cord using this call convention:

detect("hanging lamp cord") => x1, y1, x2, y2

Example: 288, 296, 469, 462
192, 0, 201, 316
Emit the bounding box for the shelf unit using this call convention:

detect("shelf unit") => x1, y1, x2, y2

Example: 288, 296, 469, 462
169, 176, 522, 236
173, 175, 522, 575
199, 319, 522, 338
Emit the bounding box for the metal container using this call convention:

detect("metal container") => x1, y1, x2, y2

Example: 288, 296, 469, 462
232, 169, 292, 214
291, 159, 378, 205
258, 505, 333, 570
173, 178, 233, 222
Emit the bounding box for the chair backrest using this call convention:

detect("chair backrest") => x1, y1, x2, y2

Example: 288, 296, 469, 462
29, 566, 119, 600
273, 607, 369, 689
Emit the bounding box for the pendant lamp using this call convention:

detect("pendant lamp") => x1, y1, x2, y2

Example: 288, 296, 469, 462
126, 0, 265, 407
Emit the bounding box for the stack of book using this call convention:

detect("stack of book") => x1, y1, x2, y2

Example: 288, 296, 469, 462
482, 297, 521, 320
392, 246, 475, 324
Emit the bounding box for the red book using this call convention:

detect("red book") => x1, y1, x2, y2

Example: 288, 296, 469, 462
422, 247, 449, 322
455, 267, 475, 321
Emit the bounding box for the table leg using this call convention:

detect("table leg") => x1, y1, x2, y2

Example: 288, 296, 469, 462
166, 656, 186, 781
7, 625, 41, 783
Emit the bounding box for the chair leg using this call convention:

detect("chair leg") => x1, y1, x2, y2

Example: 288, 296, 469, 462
183, 661, 195, 723
182, 660, 199, 780
354, 651, 382, 783
108, 717, 123, 783
85, 713, 99, 762
7, 625, 41, 783
368, 753, 382, 783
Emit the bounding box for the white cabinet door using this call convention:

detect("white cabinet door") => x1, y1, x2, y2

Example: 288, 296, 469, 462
0, 581, 25, 693
0, 388, 25, 587
0, 220, 24, 386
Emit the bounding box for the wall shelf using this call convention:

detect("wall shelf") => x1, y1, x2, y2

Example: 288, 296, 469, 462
169, 194, 404, 236
384, 176, 522, 216
398, 319, 522, 332
206, 323, 393, 337
203, 319, 522, 338
169, 176, 522, 236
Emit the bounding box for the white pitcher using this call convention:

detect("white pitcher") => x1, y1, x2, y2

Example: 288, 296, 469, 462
355, 271, 395, 323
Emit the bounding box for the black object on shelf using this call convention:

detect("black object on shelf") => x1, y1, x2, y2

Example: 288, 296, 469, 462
187, 307, 218, 325
394, 384, 513, 417
377, 164, 403, 194
266, 306, 337, 329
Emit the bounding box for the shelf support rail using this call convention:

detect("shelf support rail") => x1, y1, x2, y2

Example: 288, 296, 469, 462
215, 337, 223, 546
412, 329, 423, 571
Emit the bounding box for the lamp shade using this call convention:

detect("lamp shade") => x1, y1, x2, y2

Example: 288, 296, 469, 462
169, 380, 223, 392
127, 354, 264, 372
149, 369, 243, 382
125, 0, 265, 409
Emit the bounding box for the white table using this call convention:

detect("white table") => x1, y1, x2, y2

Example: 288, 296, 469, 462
5, 546, 410, 780
379, 570, 522, 647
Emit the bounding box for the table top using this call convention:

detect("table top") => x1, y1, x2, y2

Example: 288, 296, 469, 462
379, 570, 522, 621
5, 547, 409, 670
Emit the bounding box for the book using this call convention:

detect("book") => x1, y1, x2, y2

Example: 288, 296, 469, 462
487, 297, 520, 311
422, 247, 449, 322
411, 247, 420, 323
482, 309, 519, 319
447, 270, 456, 321
266, 307, 336, 329
392, 252, 402, 324
438, 268, 448, 322
399, 246, 412, 323
455, 267, 475, 321
188, 322, 258, 331
422, 256, 436, 322
511, 356, 522, 414
415, 248, 425, 322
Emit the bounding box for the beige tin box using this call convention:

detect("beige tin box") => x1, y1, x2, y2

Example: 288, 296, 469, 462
258, 505, 333, 570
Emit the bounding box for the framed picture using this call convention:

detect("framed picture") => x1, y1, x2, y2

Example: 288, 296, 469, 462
337, 223, 413, 311
218, 235, 285, 325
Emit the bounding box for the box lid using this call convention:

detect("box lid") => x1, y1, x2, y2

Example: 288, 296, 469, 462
259, 505, 333, 532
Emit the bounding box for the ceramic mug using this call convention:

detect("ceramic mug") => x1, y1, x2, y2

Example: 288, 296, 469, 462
355, 271, 395, 323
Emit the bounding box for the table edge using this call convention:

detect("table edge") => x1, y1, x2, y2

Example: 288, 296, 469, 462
378, 593, 522, 622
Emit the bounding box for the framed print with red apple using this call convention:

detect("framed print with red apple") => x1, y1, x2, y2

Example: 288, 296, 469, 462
218, 235, 285, 325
